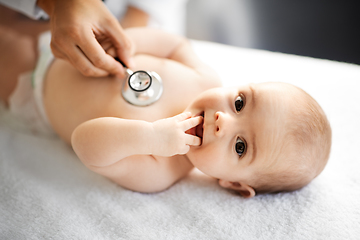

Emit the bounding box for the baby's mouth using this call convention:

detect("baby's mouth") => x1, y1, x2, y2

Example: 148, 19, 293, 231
195, 111, 204, 140
186, 111, 204, 143
195, 112, 205, 139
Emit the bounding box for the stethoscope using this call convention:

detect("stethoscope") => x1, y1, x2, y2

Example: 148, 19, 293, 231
115, 57, 163, 106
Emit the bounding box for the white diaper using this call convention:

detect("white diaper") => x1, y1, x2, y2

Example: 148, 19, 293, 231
8, 32, 55, 136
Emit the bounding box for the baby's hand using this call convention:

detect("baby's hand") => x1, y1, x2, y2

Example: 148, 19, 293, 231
151, 112, 202, 157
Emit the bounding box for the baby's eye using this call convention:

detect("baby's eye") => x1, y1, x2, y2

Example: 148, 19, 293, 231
235, 95, 244, 112
235, 138, 246, 157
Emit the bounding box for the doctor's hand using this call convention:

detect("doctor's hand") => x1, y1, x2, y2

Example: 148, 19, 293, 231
151, 112, 203, 157
37, 0, 134, 78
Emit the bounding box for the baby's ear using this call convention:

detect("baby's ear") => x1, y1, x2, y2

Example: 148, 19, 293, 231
218, 179, 256, 198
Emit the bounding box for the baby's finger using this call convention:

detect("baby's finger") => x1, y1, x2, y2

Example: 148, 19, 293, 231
181, 116, 203, 131
172, 112, 192, 121
185, 134, 202, 146
179, 145, 190, 155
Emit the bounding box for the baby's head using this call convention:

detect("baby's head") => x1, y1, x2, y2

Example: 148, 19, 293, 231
185, 82, 331, 198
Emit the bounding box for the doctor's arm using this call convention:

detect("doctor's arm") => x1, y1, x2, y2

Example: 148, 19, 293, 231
36, 0, 133, 78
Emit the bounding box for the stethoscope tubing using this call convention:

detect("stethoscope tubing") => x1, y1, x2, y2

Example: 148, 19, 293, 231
115, 57, 153, 92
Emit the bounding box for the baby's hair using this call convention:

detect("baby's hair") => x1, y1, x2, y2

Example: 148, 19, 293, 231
252, 85, 332, 194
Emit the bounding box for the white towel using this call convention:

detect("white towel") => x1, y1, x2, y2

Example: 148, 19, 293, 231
1, 40, 360, 239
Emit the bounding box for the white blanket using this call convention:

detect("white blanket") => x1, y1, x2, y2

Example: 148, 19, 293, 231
1, 41, 360, 239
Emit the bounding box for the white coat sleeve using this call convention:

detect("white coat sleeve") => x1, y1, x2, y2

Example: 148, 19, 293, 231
0, 0, 48, 19
128, 0, 188, 35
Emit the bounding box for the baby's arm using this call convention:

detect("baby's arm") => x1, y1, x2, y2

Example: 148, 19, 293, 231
126, 28, 219, 82
72, 112, 201, 166
71, 113, 202, 191
125, 27, 189, 60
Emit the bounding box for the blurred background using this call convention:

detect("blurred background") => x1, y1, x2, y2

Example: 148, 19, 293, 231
1, 0, 359, 65
186, 0, 360, 65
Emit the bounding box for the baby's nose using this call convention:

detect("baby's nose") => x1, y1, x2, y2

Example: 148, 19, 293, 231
215, 111, 229, 137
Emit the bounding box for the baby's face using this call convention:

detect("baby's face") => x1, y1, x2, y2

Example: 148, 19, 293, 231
185, 82, 294, 185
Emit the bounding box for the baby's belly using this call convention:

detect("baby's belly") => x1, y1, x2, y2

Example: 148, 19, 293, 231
43, 58, 193, 143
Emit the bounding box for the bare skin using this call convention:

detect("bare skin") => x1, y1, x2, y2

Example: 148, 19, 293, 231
2, 26, 329, 197
44, 28, 221, 192
0, 3, 149, 104
36, 0, 133, 78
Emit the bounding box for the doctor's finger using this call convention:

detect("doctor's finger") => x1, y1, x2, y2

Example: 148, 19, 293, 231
78, 37, 126, 77
99, 40, 117, 57
105, 21, 135, 69
50, 43, 66, 60
61, 42, 109, 77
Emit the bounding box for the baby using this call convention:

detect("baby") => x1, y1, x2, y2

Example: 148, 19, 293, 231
2, 28, 331, 198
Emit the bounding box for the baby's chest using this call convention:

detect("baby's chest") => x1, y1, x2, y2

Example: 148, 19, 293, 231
116, 83, 198, 122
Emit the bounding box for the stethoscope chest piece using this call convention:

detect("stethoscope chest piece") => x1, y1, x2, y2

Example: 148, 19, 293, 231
121, 69, 163, 106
